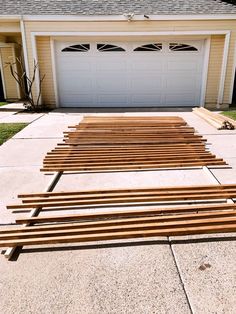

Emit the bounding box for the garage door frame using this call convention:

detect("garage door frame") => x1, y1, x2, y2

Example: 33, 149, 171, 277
30, 30, 231, 108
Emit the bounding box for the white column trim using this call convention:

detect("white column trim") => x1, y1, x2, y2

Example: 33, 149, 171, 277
200, 37, 211, 107
20, 19, 30, 78
30, 33, 41, 105
0, 51, 7, 99
229, 40, 236, 104
50, 38, 59, 107
217, 31, 231, 107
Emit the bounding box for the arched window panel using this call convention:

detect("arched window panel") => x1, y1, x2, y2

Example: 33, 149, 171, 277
134, 43, 162, 51
169, 43, 198, 51
97, 44, 125, 52
62, 44, 90, 52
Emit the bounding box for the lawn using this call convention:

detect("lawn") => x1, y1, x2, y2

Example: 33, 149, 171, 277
221, 108, 236, 121
0, 123, 28, 145
0, 102, 7, 107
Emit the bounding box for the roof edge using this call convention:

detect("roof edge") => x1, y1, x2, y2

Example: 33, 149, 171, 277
0, 14, 236, 22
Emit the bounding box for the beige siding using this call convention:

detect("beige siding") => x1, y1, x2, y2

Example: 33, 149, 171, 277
205, 35, 225, 104
36, 37, 55, 105
24, 20, 236, 108
0, 47, 19, 99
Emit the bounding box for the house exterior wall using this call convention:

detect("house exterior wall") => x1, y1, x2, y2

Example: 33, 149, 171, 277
0, 47, 19, 100
23, 20, 236, 108
206, 35, 225, 106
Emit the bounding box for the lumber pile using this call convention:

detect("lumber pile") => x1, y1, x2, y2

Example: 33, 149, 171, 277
1, 184, 236, 250
41, 116, 226, 172
193, 107, 235, 130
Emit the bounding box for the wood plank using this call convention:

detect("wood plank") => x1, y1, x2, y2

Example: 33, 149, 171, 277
1, 206, 235, 234
43, 154, 216, 164
15, 205, 236, 224
3, 215, 236, 240
1, 223, 236, 247
17, 183, 236, 198
9, 192, 235, 210
19, 188, 236, 204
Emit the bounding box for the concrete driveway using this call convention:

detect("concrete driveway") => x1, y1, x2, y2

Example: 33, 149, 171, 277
0, 107, 236, 314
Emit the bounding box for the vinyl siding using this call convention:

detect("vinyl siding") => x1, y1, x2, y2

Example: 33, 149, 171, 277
205, 35, 225, 104
24, 20, 236, 108
36, 37, 55, 105
0, 47, 19, 99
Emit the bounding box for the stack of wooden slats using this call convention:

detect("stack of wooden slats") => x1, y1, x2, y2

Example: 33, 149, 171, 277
193, 107, 236, 130
1, 184, 236, 249
41, 116, 226, 172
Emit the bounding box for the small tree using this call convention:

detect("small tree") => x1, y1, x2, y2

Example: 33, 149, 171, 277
6, 56, 46, 112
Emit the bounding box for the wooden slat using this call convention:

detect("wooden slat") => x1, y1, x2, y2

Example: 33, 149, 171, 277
41, 160, 226, 172
43, 154, 216, 163
3, 215, 236, 240
1, 206, 235, 235
7, 190, 236, 210
1, 224, 236, 247
16, 204, 236, 224
17, 183, 236, 198
18, 188, 236, 204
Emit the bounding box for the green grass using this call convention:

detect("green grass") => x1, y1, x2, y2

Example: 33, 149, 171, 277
221, 110, 236, 121
0, 102, 7, 107
0, 123, 28, 145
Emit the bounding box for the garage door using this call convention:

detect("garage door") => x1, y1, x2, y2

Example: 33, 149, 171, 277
55, 40, 204, 107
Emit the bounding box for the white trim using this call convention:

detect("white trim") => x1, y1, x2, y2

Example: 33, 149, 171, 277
229, 40, 236, 104
50, 38, 59, 108
33, 30, 231, 37
200, 37, 211, 107
12, 46, 21, 98
217, 32, 231, 107
0, 51, 6, 99
20, 19, 30, 78
23, 14, 236, 21
31, 33, 41, 104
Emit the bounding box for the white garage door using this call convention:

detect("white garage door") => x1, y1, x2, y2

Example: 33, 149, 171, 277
55, 40, 204, 107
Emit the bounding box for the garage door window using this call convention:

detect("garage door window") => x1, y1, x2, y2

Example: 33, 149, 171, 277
134, 43, 162, 51
169, 43, 198, 52
97, 44, 125, 52
62, 44, 90, 52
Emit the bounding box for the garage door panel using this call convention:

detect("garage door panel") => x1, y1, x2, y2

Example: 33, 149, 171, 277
97, 94, 129, 106
166, 76, 199, 91
60, 94, 95, 106
96, 76, 129, 93
167, 60, 199, 71
131, 94, 162, 106
95, 60, 128, 71
58, 61, 92, 72
130, 59, 164, 71
131, 76, 163, 92
165, 93, 198, 106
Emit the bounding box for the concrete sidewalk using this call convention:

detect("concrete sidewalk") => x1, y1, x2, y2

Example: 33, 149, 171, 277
0, 109, 236, 314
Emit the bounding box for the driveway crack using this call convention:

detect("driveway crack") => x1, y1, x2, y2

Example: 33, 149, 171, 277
168, 237, 194, 314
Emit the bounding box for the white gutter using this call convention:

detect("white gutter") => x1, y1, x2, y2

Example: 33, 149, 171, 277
1, 14, 236, 22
